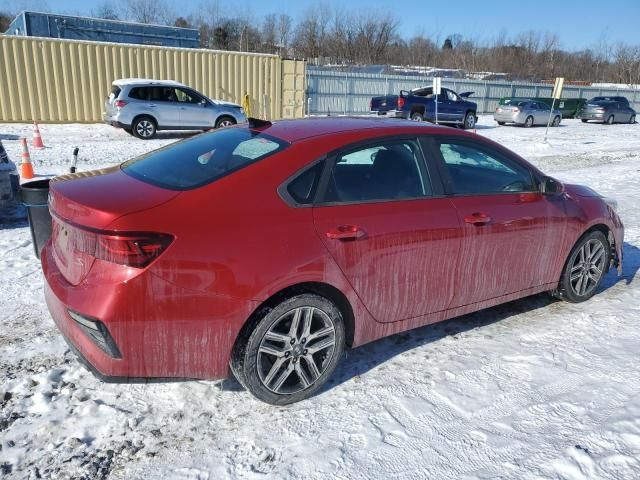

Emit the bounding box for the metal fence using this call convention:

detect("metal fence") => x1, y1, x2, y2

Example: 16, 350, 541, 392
0, 35, 306, 123
307, 67, 640, 115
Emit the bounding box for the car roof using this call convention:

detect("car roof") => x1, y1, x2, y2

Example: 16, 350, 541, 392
251, 117, 452, 143
113, 78, 187, 87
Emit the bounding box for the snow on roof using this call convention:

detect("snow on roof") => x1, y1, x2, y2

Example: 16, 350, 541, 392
112, 78, 186, 87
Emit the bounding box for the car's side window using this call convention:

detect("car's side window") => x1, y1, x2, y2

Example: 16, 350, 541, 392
175, 88, 202, 104
438, 141, 535, 195
322, 140, 430, 203
148, 87, 176, 102
286, 162, 324, 205
446, 90, 459, 102
128, 87, 148, 100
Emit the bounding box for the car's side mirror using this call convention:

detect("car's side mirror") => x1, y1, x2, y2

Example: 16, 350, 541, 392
541, 176, 564, 195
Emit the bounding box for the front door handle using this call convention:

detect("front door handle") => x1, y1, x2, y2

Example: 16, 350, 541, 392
326, 225, 366, 240
463, 212, 492, 225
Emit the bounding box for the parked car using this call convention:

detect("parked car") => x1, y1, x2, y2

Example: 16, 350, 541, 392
370, 87, 478, 129
494, 100, 562, 127
498, 97, 586, 119
42, 117, 623, 404
104, 79, 247, 139
577, 97, 636, 124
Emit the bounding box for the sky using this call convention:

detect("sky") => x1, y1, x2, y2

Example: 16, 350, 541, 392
3, 0, 640, 51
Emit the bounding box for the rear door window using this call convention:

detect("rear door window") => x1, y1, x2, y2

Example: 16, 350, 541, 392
322, 139, 430, 203
148, 87, 176, 102
122, 129, 289, 190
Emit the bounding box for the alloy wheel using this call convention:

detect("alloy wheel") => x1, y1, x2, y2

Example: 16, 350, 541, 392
525, 116, 533, 127
136, 120, 154, 138
569, 238, 607, 297
257, 306, 337, 395
217, 119, 234, 128
465, 113, 475, 129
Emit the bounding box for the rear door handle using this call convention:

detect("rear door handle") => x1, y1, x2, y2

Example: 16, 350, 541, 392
326, 225, 366, 240
463, 212, 492, 225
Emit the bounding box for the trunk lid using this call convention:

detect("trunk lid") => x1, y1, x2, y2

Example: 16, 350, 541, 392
48, 167, 180, 285
370, 95, 399, 112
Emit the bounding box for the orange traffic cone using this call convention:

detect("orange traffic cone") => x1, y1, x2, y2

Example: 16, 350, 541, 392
20, 138, 35, 180
32, 122, 45, 149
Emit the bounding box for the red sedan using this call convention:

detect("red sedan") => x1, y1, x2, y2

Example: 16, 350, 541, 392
42, 118, 624, 404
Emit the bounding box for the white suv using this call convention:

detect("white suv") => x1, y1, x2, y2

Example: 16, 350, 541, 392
104, 79, 247, 139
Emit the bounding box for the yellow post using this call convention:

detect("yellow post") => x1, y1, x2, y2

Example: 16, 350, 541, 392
242, 92, 251, 117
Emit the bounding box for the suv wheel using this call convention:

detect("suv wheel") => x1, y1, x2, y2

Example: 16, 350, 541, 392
132, 116, 157, 139
216, 116, 236, 128
230, 294, 345, 405
410, 112, 424, 121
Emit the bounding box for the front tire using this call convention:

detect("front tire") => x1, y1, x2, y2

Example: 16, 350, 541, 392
581, 119, 588, 123
230, 294, 345, 405
132, 116, 157, 139
552, 116, 561, 127
497, 121, 506, 126
556, 230, 610, 303
215, 116, 236, 128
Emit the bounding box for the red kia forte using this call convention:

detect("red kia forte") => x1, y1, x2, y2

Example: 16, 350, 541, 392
42, 118, 624, 404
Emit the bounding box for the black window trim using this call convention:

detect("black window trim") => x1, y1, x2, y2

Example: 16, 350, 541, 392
432, 135, 543, 197
277, 156, 328, 208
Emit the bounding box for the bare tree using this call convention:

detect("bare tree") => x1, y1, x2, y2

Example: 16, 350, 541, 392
127, 0, 173, 25
92, 1, 119, 20
276, 14, 293, 56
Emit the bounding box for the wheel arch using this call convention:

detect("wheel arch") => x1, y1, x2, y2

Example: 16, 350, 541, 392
215, 114, 237, 127
131, 113, 157, 128
410, 105, 425, 115
233, 282, 356, 355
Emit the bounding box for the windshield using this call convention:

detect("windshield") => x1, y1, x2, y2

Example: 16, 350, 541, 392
122, 128, 289, 190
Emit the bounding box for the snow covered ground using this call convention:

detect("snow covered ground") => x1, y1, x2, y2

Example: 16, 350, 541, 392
1, 117, 640, 479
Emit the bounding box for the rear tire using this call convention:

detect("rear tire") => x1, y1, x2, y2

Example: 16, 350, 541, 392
497, 121, 506, 126
230, 294, 345, 405
606, 115, 614, 125
463, 111, 476, 129
132, 116, 157, 139
552, 116, 561, 127
524, 116, 534, 128
630, 114, 636, 124
410, 112, 424, 121
556, 230, 610, 303
581, 119, 588, 123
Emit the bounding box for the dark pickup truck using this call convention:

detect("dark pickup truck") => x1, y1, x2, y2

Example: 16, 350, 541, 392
370, 87, 478, 129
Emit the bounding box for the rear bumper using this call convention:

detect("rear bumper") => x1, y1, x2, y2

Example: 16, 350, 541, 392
371, 110, 408, 119
494, 111, 524, 124
578, 112, 606, 121
42, 241, 256, 382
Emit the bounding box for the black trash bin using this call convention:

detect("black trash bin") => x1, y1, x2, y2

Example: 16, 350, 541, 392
20, 179, 52, 259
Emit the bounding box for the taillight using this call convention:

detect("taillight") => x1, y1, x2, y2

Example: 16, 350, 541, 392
95, 233, 173, 267
114, 100, 128, 108
72, 227, 173, 268
595, 107, 605, 112
397, 96, 405, 109
513, 107, 520, 112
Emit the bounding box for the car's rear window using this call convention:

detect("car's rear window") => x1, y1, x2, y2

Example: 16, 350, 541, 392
122, 128, 289, 190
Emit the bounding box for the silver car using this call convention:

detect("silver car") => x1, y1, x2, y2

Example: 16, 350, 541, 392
578, 97, 636, 124
104, 79, 247, 139
494, 100, 562, 128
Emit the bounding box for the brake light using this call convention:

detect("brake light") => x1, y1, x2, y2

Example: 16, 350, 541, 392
398, 96, 405, 109
595, 107, 605, 112
513, 107, 520, 112
71, 226, 173, 268
114, 100, 128, 108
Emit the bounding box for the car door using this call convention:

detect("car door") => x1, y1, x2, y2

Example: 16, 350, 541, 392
435, 90, 453, 122
175, 88, 212, 128
312, 137, 463, 322
147, 86, 182, 127
445, 89, 465, 122
432, 136, 568, 307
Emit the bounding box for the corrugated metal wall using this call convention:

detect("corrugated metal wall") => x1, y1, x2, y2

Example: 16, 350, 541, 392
307, 68, 640, 115
0, 35, 306, 122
